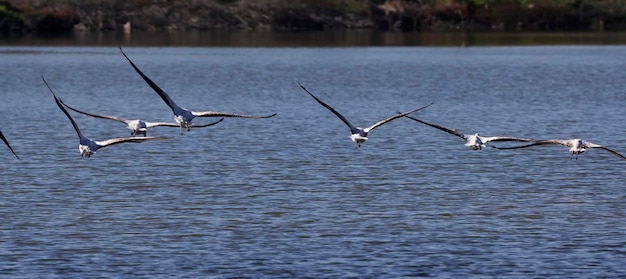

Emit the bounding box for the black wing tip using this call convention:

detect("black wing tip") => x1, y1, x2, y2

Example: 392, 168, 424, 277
41, 76, 59, 100
297, 81, 309, 92
397, 102, 434, 116
597, 146, 626, 160
400, 112, 419, 121
413, 102, 434, 112
206, 117, 226, 125
188, 117, 225, 128
118, 46, 133, 62
297, 81, 317, 97
412, 102, 434, 113
10, 149, 20, 159
0, 133, 19, 159
40, 75, 51, 88
235, 113, 277, 119
118, 47, 141, 68
494, 143, 537, 150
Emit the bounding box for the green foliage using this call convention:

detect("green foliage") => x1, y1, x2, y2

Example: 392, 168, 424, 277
340, 0, 366, 13
0, 4, 11, 15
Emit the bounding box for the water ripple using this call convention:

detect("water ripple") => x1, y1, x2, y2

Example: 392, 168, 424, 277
1, 46, 626, 278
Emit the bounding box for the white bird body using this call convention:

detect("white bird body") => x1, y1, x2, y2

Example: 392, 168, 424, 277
350, 132, 368, 146
403, 115, 533, 150
0, 130, 19, 159
43, 77, 167, 158
298, 82, 432, 149
126, 119, 149, 135
464, 133, 486, 150
497, 138, 626, 160
119, 47, 275, 135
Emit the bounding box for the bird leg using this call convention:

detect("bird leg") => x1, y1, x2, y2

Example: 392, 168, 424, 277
181, 122, 191, 133
570, 152, 579, 160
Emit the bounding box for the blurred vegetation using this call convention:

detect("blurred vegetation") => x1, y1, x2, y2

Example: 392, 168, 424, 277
1, 0, 625, 34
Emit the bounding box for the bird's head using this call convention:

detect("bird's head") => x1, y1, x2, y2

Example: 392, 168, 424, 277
465, 134, 484, 150
79, 145, 94, 158
568, 139, 586, 154
175, 115, 191, 128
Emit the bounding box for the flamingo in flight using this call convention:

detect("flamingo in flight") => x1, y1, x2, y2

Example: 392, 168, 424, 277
298, 81, 432, 149
61, 101, 224, 137
43, 76, 167, 158
119, 47, 276, 135
402, 115, 534, 150
495, 138, 626, 160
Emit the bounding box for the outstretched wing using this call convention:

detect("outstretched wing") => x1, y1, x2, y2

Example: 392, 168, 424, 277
42, 76, 85, 141
481, 136, 535, 143
188, 118, 225, 128
0, 130, 19, 159
144, 121, 181, 128
594, 146, 626, 160
494, 139, 565, 150
298, 81, 358, 134
402, 115, 465, 139
146, 118, 225, 128
364, 103, 433, 133
192, 110, 276, 118
585, 141, 626, 160
94, 136, 167, 149
119, 47, 181, 113
61, 101, 129, 125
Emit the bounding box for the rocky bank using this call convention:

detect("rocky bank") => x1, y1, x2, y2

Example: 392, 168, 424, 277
1, 0, 625, 35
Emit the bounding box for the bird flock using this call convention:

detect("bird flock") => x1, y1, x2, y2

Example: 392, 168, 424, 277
1, 47, 625, 161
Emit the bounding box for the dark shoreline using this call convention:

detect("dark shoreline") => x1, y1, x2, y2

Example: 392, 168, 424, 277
2, 0, 626, 36
2, 30, 626, 47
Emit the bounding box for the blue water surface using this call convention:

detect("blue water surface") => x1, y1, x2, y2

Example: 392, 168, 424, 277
1, 46, 625, 278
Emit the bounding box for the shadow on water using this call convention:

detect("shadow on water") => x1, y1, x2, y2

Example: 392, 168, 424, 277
2, 30, 626, 47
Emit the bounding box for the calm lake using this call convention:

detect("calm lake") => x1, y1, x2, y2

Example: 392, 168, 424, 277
1, 33, 625, 277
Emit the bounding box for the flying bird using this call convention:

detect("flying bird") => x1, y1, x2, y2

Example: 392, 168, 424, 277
61, 101, 224, 137
119, 47, 276, 135
298, 81, 432, 149
0, 130, 19, 159
495, 138, 626, 160
402, 115, 534, 150
42, 77, 167, 158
